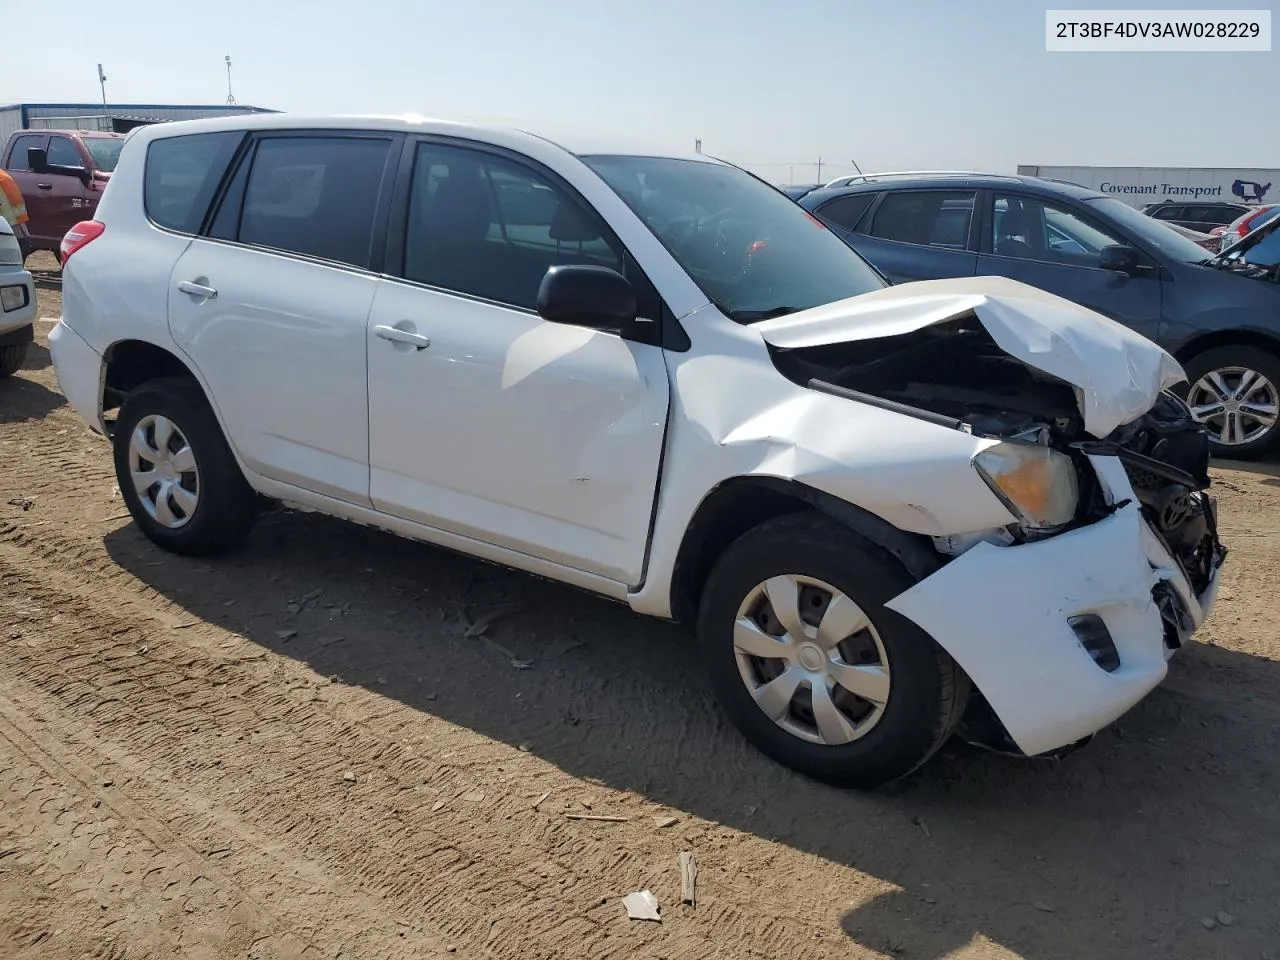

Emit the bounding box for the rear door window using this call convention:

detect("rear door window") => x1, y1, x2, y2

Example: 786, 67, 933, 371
869, 191, 976, 248
1186, 204, 1240, 227
233, 136, 394, 269
145, 131, 245, 234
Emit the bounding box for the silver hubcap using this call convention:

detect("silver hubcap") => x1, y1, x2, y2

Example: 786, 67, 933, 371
734, 575, 891, 746
128, 414, 199, 529
1187, 366, 1279, 447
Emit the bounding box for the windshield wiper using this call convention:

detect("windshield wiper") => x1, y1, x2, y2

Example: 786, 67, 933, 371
729, 306, 804, 322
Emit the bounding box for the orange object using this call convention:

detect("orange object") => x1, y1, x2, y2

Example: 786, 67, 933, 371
0, 168, 30, 229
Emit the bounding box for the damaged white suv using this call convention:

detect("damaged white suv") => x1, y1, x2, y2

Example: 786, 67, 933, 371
49, 115, 1226, 788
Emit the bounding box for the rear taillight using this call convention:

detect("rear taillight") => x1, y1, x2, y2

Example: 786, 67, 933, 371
60, 220, 105, 263
1237, 208, 1271, 237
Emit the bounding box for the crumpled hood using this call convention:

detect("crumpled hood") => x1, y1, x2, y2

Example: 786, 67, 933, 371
755, 275, 1186, 438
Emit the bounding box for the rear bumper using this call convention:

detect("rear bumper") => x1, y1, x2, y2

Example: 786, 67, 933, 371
48, 319, 105, 434
887, 455, 1223, 758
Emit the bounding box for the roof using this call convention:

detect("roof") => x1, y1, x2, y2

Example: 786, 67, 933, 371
117, 112, 722, 164
800, 172, 1111, 205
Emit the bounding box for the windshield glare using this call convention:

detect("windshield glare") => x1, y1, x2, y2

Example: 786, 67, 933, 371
1084, 196, 1209, 263
580, 155, 886, 320
84, 138, 124, 173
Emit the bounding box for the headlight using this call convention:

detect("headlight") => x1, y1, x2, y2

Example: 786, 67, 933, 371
0, 231, 22, 266
973, 442, 1079, 531
1, 284, 27, 312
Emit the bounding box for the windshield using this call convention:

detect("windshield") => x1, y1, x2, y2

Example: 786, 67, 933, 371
580, 155, 886, 321
1083, 196, 1209, 263
83, 137, 124, 173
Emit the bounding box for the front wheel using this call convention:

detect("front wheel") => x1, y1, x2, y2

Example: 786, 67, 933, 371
1183, 346, 1280, 460
0, 342, 28, 379
113, 377, 258, 555
696, 512, 967, 789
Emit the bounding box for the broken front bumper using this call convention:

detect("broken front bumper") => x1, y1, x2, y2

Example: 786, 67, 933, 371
885, 455, 1224, 758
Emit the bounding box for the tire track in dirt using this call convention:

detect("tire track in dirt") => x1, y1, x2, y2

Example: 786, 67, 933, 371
0, 697, 335, 960
0, 538, 876, 960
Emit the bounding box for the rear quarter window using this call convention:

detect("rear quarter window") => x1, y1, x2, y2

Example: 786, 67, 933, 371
144, 132, 244, 234
814, 193, 875, 232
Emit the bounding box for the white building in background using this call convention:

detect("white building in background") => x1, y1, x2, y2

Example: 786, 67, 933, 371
0, 102, 275, 143
1017, 164, 1280, 208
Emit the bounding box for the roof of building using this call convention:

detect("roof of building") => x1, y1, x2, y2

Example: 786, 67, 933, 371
1, 101, 276, 113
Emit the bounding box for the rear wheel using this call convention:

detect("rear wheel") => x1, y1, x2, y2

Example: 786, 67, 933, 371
696, 512, 967, 789
113, 377, 257, 555
1183, 346, 1280, 460
0, 342, 28, 379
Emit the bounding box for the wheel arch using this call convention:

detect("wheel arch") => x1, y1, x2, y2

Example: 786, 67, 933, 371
668, 475, 944, 625
102, 338, 200, 414
1172, 328, 1280, 368
99, 338, 254, 479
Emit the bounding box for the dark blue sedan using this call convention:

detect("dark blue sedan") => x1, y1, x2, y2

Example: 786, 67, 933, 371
799, 173, 1280, 459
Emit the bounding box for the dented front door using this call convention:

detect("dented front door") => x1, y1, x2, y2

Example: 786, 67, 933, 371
365, 280, 670, 586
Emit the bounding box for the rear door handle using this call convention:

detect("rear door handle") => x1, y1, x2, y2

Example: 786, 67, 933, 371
36, 183, 52, 190
177, 280, 218, 299
374, 324, 430, 350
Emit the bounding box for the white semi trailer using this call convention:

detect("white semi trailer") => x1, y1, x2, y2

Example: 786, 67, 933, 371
1016, 165, 1280, 208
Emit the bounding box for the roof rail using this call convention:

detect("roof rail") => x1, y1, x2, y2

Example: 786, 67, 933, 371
822, 170, 1022, 189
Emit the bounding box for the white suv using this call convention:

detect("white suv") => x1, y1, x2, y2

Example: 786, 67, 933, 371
49, 115, 1226, 788
0, 217, 36, 378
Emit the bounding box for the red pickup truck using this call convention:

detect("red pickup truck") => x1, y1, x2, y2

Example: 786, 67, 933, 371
2, 129, 126, 259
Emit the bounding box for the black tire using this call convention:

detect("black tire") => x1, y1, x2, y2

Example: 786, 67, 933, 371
1182, 345, 1280, 460
0, 342, 27, 379
697, 511, 968, 789
113, 377, 257, 555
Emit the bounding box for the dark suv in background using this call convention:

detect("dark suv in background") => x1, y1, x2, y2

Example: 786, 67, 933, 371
1142, 199, 1253, 234
799, 173, 1280, 459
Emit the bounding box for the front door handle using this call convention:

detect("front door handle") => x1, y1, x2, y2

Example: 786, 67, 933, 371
374, 324, 431, 350
177, 280, 218, 300
36, 183, 52, 190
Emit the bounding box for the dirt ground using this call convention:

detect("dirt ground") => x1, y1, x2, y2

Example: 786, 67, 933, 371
1, 257, 1278, 959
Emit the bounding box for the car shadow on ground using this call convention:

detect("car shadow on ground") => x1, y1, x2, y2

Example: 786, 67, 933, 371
1216, 455, 1280, 485
20, 338, 51, 372
103, 508, 1280, 960
0, 356, 64, 422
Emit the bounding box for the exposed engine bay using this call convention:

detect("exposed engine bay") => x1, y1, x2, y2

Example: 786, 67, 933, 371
768, 313, 1227, 609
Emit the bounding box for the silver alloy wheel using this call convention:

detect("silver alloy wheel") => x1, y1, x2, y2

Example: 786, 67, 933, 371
733, 574, 891, 746
128, 414, 200, 529
1186, 366, 1280, 447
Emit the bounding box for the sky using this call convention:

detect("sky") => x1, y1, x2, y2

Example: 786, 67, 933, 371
6, 0, 1278, 183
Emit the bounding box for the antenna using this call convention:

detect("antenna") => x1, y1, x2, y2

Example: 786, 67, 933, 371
225, 55, 237, 105
97, 63, 108, 107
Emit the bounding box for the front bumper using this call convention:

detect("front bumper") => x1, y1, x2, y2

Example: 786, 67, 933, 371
0, 265, 35, 337
48, 319, 105, 433
886, 454, 1223, 758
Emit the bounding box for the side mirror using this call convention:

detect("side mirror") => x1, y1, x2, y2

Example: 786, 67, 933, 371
1099, 243, 1140, 274
537, 265, 637, 329
28, 145, 89, 182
